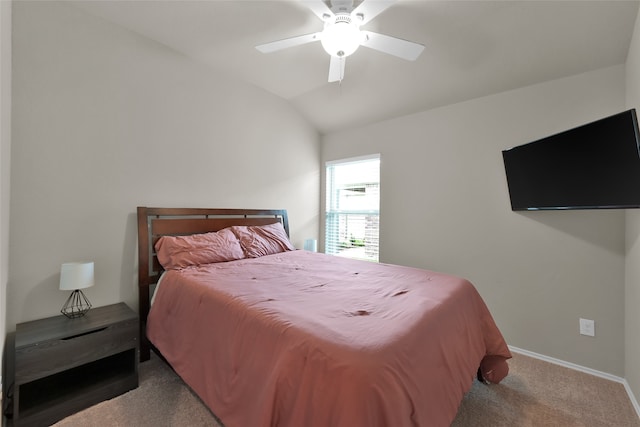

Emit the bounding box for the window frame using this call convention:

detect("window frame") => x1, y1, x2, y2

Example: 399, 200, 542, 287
324, 154, 380, 262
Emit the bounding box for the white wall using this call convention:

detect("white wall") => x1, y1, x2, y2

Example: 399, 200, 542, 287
0, 0, 12, 388
323, 65, 627, 376
9, 2, 320, 329
625, 5, 640, 405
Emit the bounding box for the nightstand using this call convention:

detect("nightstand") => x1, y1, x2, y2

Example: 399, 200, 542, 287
13, 302, 139, 427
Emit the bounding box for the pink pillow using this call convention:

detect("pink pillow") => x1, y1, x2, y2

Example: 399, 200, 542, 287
231, 222, 295, 258
155, 228, 245, 269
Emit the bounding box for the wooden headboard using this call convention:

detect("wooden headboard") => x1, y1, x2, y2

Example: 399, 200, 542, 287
136, 207, 290, 361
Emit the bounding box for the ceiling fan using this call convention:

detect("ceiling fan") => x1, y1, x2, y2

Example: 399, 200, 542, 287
256, 0, 425, 83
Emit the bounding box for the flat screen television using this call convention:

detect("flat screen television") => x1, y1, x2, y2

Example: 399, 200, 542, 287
502, 109, 640, 211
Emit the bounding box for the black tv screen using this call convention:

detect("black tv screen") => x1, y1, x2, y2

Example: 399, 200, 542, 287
502, 109, 640, 210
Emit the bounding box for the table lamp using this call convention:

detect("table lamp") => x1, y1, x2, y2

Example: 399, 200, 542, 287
304, 238, 318, 252
59, 262, 94, 318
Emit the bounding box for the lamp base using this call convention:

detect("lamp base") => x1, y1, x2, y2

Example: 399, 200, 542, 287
61, 289, 92, 319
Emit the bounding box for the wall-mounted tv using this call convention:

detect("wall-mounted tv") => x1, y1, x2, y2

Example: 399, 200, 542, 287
502, 109, 640, 211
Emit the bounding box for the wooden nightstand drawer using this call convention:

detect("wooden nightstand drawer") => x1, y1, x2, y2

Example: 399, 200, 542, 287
16, 318, 137, 384
13, 303, 139, 427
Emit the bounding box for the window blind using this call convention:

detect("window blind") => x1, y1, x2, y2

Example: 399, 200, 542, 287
325, 155, 380, 262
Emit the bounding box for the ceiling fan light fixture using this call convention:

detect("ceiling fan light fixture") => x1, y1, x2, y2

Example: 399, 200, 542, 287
321, 15, 362, 58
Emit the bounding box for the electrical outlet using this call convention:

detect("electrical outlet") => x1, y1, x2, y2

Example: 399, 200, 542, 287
579, 318, 595, 337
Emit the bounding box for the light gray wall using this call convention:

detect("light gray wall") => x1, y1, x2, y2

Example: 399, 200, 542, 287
0, 0, 12, 385
323, 65, 627, 376
625, 5, 640, 404
9, 1, 320, 329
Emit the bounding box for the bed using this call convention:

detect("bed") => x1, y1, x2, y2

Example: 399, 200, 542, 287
137, 207, 511, 427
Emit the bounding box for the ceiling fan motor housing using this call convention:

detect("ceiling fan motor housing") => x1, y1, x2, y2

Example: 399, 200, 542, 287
330, 0, 355, 14
321, 14, 362, 58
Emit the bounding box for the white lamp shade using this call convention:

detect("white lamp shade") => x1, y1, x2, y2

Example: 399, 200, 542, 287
304, 239, 318, 252
59, 262, 95, 291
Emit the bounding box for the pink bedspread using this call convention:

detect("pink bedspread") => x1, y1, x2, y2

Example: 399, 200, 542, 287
147, 250, 511, 427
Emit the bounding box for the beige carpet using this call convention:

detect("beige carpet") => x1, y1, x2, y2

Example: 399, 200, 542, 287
54, 352, 640, 427
452, 353, 640, 427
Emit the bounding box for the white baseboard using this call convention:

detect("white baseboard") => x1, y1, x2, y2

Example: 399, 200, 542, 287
508, 346, 640, 420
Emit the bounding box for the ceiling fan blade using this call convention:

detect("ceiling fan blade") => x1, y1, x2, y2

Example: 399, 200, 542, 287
351, 0, 395, 26
328, 55, 346, 82
256, 32, 322, 54
300, 0, 335, 22
360, 31, 424, 61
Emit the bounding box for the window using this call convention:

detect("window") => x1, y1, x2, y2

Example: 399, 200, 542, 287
325, 155, 380, 262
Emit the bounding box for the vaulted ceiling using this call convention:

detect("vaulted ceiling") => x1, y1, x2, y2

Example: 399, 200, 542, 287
71, 0, 640, 134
